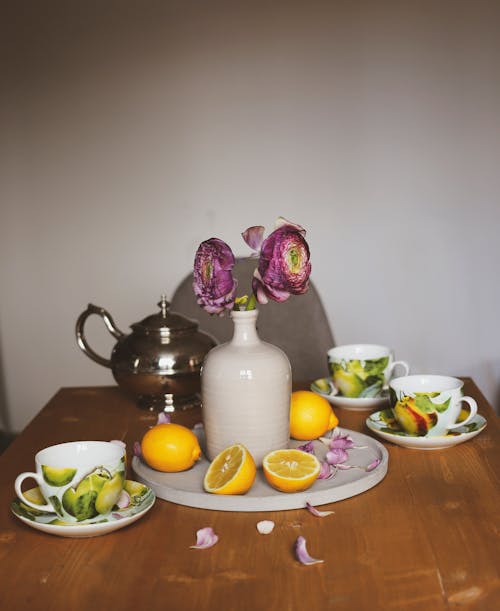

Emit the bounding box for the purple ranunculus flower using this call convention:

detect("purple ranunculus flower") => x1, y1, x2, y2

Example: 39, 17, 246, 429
193, 238, 237, 315
251, 218, 311, 304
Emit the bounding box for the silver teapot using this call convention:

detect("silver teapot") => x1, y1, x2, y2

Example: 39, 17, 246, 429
75, 295, 216, 412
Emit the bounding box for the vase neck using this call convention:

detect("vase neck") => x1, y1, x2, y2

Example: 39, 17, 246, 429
230, 310, 260, 346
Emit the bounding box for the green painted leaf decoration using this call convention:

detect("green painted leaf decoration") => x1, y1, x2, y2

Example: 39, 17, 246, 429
414, 394, 438, 414
363, 357, 389, 377
73, 490, 98, 521
433, 397, 451, 413
359, 381, 383, 398
11, 499, 45, 521
41, 466, 77, 487
49, 495, 64, 517
389, 388, 398, 407
414, 393, 451, 414
346, 358, 388, 381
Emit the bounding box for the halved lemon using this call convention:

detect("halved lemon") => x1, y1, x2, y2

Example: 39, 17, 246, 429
203, 444, 256, 495
262, 449, 321, 493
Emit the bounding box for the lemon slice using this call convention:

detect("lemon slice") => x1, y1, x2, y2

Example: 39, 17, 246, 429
203, 444, 256, 495
262, 449, 321, 493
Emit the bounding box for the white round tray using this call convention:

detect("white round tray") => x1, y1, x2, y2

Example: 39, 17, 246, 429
132, 427, 388, 512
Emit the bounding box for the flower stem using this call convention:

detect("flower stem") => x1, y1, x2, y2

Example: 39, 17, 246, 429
245, 293, 257, 311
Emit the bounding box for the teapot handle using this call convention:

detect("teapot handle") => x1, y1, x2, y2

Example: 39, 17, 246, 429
75, 304, 125, 368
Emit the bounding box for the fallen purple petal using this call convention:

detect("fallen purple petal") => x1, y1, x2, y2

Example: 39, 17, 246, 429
295, 536, 324, 565
157, 412, 171, 425
325, 447, 349, 465
297, 441, 315, 454
317, 462, 336, 480
335, 463, 353, 470
116, 490, 131, 509
329, 432, 354, 450
318, 461, 332, 479
365, 458, 381, 472
133, 441, 142, 458
190, 527, 219, 549
306, 502, 334, 518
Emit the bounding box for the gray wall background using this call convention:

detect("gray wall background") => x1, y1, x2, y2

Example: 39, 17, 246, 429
2, 0, 499, 431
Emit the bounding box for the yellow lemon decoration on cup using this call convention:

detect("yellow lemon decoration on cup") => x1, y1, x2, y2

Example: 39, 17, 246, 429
204, 444, 256, 495
262, 449, 321, 493
141, 423, 202, 472
289, 390, 338, 440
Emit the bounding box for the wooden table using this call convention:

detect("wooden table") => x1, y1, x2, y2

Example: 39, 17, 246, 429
1, 379, 499, 610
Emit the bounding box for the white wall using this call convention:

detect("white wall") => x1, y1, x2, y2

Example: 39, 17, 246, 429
2, 0, 499, 432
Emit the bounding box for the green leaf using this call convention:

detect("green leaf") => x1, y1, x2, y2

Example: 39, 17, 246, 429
41, 466, 77, 487
49, 495, 64, 517
363, 357, 389, 377
359, 381, 383, 398
389, 388, 398, 408
433, 397, 451, 413
73, 491, 98, 521
414, 394, 438, 414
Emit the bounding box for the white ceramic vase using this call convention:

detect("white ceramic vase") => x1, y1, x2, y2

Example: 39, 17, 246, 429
201, 309, 292, 466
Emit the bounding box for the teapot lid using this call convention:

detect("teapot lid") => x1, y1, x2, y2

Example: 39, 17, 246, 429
132, 295, 198, 335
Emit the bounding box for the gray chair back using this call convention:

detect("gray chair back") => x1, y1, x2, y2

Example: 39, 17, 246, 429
170, 258, 334, 382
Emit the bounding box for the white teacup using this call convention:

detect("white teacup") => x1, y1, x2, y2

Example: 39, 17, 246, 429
389, 375, 478, 437
14, 441, 126, 521
328, 344, 409, 398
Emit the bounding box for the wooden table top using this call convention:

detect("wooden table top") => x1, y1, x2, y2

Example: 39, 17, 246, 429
1, 378, 499, 610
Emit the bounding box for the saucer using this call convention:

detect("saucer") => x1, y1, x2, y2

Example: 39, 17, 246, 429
366, 410, 487, 450
311, 378, 389, 411
11, 480, 155, 538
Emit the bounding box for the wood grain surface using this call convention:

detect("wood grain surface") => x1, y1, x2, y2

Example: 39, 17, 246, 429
0, 379, 498, 610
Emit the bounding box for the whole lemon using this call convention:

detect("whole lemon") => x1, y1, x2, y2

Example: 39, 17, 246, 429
289, 390, 339, 440
141, 423, 202, 472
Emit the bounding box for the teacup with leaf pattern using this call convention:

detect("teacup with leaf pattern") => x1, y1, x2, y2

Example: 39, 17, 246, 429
14, 441, 126, 522
389, 375, 478, 437
328, 344, 409, 399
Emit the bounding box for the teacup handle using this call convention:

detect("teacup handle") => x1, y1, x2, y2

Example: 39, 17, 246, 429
387, 360, 410, 379
14, 472, 53, 512
446, 396, 478, 431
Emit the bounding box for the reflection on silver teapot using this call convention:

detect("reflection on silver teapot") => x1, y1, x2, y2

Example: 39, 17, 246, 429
75, 295, 216, 412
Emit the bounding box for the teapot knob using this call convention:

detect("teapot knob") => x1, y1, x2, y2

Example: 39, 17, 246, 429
158, 294, 170, 318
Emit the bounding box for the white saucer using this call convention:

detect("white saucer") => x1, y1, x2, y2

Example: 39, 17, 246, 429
311, 378, 389, 411
11, 480, 155, 538
366, 410, 487, 450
